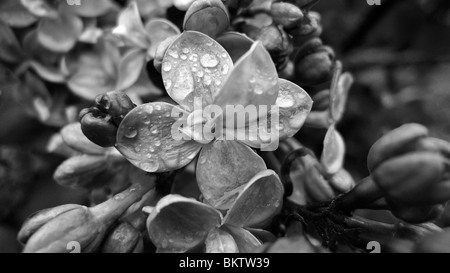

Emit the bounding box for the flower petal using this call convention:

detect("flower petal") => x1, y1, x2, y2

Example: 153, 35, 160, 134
65, 0, 115, 18
205, 229, 239, 253
224, 170, 283, 228
238, 79, 313, 149
330, 63, 353, 122
116, 102, 203, 172
196, 140, 267, 210
116, 49, 147, 91
0, 0, 38, 27
221, 225, 261, 253
20, 0, 58, 18
214, 42, 279, 123
216, 32, 253, 63
321, 125, 345, 175
114, 2, 148, 48
61, 123, 107, 155
147, 195, 223, 253
37, 9, 83, 52
0, 21, 25, 64
161, 31, 233, 112
183, 0, 230, 38
67, 68, 115, 100
145, 19, 180, 59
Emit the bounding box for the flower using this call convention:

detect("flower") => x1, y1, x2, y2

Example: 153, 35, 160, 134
116, 30, 312, 210
145, 170, 283, 253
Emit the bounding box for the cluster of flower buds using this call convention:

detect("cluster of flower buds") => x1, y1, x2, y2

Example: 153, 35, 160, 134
18, 179, 154, 253
79, 91, 136, 148
339, 124, 450, 223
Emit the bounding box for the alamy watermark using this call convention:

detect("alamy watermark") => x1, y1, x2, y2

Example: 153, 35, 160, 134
367, 0, 381, 5
66, 0, 81, 6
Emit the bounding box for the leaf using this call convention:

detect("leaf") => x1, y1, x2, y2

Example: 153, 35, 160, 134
116, 102, 203, 173
37, 9, 83, 52
224, 170, 283, 228
114, 2, 148, 49
205, 229, 239, 253
214, 42, 279, 125
53, 154, 109, 189
20, 0, 59, 18
216, 32, 253, 63
321, 125, 345, 175
67, 69, 115, 100
64, 0, 115, 18
0, 21, 25, 63
221, 225, 261, 253
145, 19, 180, 59
61, 123, 107, 155
116, 49, 147, 91
0, 0, 38, 27
147, 195, 223, 253
183, 0, 229, 38
161, 31, 233, 112
196, 140, 267, 210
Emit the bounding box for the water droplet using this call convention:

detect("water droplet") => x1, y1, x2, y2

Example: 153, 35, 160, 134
125, 127, 138, 138
135, 145, 142, 152
140, 161, 159, 172
197, 70, 204, 78
151, 126, 159, 135
276, 94, 295, 108
221, 53, 228, 58
182, 48, 190, 54
129, 188, 136, 193
199, 156, 207, 164
204, 74, 212, 85
254, 85, 263, 95
206, 41, 214, 46
215, 80, 222, 86
155, 105, 162, 111
155, 140, 161, 147
164, 79, 172, 90
221, 64, 229, 75
200, 54, 219, 68
162, 62, 172, 72
144, 120, 151, 125
168, 50, 179, 59
114, 193, 125, 200
192, 67, 198, 72
181, 54, 187, 60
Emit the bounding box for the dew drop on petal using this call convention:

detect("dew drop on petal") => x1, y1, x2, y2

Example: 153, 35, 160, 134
222, 64, 229, 75
182, 48, 190, 54
162, 62, 172, 72
200, 54, 219, 68
181, 54, 187, 60
254, 85, 263, 95
154, 140, 161, 147
168, 50, 179, 59
164, 80, 172, 90
125, 127, 138, 139
276, 94, 295, 108
215, 80, 221, 86
197, 70, 204, 78
204, 74, 212, 85
140, 161, 159, 172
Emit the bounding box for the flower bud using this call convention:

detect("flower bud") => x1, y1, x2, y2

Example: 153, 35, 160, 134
22, 180, 155, 253
271, 2, 304, 29
253, 24, 293, 59
295, 46, 334, 86
53, 155, 109, 189
79, 107, 117, 148
18, 204, 84, 245
100, 222, 143, 253
372, 152, 446, 205
367, 123, 428, 172
289, 12, 322, 47
413, 228, 450, 253
184, 0, 230, 38
95, 91, 136, 126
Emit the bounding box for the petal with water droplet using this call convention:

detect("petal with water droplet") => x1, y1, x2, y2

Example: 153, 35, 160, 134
221, 225, 261, 253
321, 125, 345, 175
117, 102, 202, 172
216, 32, 254, 63
145, 19, 180, 59
214, 42, 279, 124
205, 229, 239, 253
183, 0, 229, 38
196, 140, 267, 210
162, 31, 233, 111
224, 170, 284, 228
147, 195, 223, 253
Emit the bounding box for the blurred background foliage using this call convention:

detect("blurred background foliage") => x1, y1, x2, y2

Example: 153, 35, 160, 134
1, 0, 450, 252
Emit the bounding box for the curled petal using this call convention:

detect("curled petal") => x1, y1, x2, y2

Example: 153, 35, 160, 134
214, 42, 279, 123
224, 170, 284, 228
321, 125, 345, 175
205, 229, 239, 253
183, 0, 230, 38
196, 140, 267, 210
145, 19, 180, 59
37, 10, 83, 53
117, 102, 202, 172
216, 32, 253, 63
161, 31, 233, 112
221, 225, 261, 253
147, 195, 223, 253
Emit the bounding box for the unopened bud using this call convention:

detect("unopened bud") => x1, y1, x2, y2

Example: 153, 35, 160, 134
95, 91, 136, 126
271, 2, 304, 29
79, 107, 118, 147
295, 46, 334, 86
